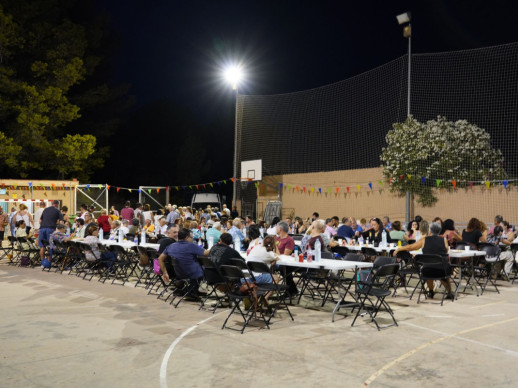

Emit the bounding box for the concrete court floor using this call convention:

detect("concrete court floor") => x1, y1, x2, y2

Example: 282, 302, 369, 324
1, 262, 518, 388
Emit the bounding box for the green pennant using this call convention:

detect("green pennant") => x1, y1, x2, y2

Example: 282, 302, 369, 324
436, 179, 442, 187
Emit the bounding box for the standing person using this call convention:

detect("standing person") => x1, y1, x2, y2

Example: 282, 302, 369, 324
134, 203, 144, 225
230, 206, 239, 219
8, 207, 17, 237
61, 206, 70, 224
120, 201, 134, 222
77, 204, 88, 220
33, 201, 46, 231
97, 209, 111, 238
142, 204, 154, 224
38, 200, 64, 260
15, 204, 33, 235
0, 207, 9, 243
165, 205, 180, 226
110, 205, 119, 218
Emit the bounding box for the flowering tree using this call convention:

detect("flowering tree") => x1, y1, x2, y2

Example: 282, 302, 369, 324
381, 116, 506, 206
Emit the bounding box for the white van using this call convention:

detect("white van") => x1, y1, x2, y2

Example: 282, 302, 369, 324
191, 193, 222, 211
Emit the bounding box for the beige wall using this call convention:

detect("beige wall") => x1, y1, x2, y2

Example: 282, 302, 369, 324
256, 168, 518, 225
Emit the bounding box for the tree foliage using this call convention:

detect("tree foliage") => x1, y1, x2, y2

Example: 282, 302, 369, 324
381, 116, 506, 206
0, 0, 130, 181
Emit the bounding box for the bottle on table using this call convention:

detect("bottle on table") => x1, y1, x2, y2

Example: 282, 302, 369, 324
314, 240, 321, 262
381, 229, 387, 248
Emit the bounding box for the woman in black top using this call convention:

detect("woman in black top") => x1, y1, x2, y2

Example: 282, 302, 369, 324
422, 222, 453, 299
462, 217, 486, 247
363, 218, 392, 246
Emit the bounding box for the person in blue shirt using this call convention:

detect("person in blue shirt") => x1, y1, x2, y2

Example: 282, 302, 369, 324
229, 218, 246, 241
337, 217, 355, 239
157, 228, 209, 297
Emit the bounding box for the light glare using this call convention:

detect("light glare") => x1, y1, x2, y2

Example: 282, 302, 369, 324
224, 66, 243, 89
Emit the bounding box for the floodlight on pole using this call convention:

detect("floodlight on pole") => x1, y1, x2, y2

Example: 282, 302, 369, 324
224, 64, 244, 208
396, 11, 412, 223
224, 65, 243, 91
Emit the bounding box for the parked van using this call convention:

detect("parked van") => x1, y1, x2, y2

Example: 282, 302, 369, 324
191, 193, 221, 211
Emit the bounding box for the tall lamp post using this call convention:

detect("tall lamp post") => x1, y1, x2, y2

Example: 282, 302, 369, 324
224, 65, 243, 209
396, 11, 412, 223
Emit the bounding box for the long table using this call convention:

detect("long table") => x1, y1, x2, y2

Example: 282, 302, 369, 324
241, 252, 373, 321
101, 239, 160, 250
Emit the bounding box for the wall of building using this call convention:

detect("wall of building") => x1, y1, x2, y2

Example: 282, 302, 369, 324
256, 168, 518, 225
0, 179, 78, 216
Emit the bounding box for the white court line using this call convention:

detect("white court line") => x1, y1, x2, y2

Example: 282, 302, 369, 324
160, 312, 224, 388
402, 321, 518, 357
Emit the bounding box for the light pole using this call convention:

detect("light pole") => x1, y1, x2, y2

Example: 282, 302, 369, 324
397, 11, 412, 223
224, 65, 243, 209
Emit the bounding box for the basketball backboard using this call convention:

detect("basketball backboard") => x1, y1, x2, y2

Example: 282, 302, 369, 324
241, 159, 262, 181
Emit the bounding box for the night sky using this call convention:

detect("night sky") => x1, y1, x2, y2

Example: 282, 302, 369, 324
92, 0, 518, 200
98, 0, 518, 112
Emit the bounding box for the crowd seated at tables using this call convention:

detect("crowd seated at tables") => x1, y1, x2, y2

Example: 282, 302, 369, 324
3, 199, 518, 307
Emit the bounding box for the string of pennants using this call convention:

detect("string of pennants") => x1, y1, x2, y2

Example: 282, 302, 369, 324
274, 176, 517, 194
0, 178, 255, 194
2, 176, 515, 195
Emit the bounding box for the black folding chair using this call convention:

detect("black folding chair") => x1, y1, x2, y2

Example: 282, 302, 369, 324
246, 260, 294, 323
197, 256, 227, 313
331, 246, 350, 258
167, 257, 201, 308
361, 247, 378, 262
474, 243, 501, 294
415, 254, 452, 306
219, 265, 270, 334
351, 263, 400, 330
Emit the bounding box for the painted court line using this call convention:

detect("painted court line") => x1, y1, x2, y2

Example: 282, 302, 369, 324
160, 312, 224, 388
360, 317, 518, 387
469, 300, 506, 309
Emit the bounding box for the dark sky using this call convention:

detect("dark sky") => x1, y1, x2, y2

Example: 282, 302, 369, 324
97, 0, 518, 118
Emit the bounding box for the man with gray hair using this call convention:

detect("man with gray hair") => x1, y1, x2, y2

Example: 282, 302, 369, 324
206, 221, 222, 244
229, 218, 245, 242
276, 221, 295, 255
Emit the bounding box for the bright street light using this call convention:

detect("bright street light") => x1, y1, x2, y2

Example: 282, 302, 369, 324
224, 65, 243, 90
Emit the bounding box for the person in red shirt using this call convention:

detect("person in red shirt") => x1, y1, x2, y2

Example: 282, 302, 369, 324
275, 221, 298, 296
276, 221, 295, 255
120, 201, 134, 222
97, 209, 112, 239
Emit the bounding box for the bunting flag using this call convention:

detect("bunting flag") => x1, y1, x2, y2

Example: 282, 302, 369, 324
175, 186, 179, 191
503, 180, 509, 189
86, 184, 90, 190
336, 187, 339, 193
310, 187, 314, 193
368, 182, 373, 190
106, 185, 110, 190
128, 189, 132, 193
117, 187, 121, 192
230, 178, 235, 182
399, 175, 404, 181
28, 182, 32, 187
318, 188, 321, 194
303, 187, 306, 193
254, 182, 259, 188
280, 183, 283, 189
421, 177, 426, 184
196, 185, 199, 190
436, 179, 441, 187
407, 174, 412, 179
347, 187, 350, 193
327, 187, 331, 193
451, 180, 457, 188
378, 180, 384, 186
138, 189, 141, 193
468, 181, 473, 189
148, 189, 151, 194
98, 184, 102, 189
209, 183, 213, 188
357, 185, 361, 192
296, 186, 299, 191
389, 178, 393, 184
157, 188, 160, 193
485, 181, 490, 189
223, 180, 226, 184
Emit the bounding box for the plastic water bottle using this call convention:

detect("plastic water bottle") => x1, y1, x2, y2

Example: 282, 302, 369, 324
381, 229, 388, 248
118, 228, 124, 243
315, 239, 321, 262
358, 235, 364, 245
259, 227, 265, 237
99, 229, 104, 241
208, 236, 214, 249
293, 245, 299, 258
141, 228, 146, 244
243, 226, 247, 238
198, 238, 203, 249
366, 237, 370, 246
134, 235, 138, 245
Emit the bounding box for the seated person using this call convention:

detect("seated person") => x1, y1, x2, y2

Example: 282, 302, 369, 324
121, 219, 130, 236
394, 222, 453, 299
362, 217, 392, 246
157, 217, 168, 236
205, 221, 222, 245
15, 220, 34, 250
82, 224, 117, 265
404, 220, 421, 242
487, 224, 514, 276
246, 235, 280, 285
143, 219, 155, 236
389, 220, 406, 244
337, 217, 355, 240
157, 228, 209, 297
209, 232, 241, 268
49, 224, 71, 258
72, 218, 86, 239
128, 218, 140, 236
109, 220, 121, 240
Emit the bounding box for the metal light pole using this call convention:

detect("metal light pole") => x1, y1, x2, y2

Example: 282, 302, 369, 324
232, 86, 239, 209
224, 65, 243, 210
397, 12, 412, 223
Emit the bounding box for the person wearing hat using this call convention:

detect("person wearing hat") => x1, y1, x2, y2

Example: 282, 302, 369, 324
49, 224, 71, 259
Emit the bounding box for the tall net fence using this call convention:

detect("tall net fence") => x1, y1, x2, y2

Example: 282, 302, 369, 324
237, 42, 518, 223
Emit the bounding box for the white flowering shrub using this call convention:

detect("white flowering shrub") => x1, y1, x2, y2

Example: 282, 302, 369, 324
381, 116, 506, 206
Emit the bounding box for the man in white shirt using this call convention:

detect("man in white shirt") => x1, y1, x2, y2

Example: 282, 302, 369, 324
33, 201, 46, 231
